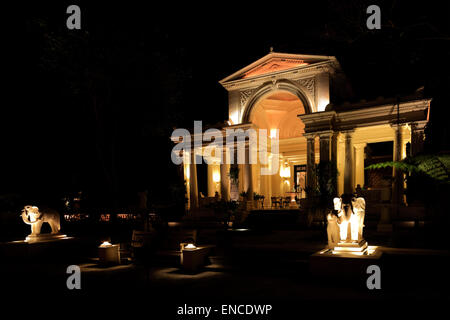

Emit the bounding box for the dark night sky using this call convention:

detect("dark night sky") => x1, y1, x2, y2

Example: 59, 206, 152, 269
2, 1, 449, 208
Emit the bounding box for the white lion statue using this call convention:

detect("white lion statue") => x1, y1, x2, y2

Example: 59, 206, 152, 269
21, 205, 61, 236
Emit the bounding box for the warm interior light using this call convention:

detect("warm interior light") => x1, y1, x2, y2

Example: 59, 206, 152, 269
270, 128, 278, 139
213, 171, 220, 183
280, 165, 291, 178
100, 241, 112, 247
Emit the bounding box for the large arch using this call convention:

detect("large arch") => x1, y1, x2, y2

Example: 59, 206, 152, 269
241, 82, 313, 202
242, 79, 314, 124
249, 90, 307, 139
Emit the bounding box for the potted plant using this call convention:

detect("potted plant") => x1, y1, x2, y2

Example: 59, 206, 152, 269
310, 161, 339, 227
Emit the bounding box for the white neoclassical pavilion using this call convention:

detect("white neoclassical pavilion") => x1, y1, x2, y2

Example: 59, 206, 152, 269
182, 52, 430, 210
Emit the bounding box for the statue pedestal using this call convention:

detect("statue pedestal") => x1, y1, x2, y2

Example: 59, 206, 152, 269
332, 240, 368, 255
310, 241, 382, 278
98, 244, 120, 265
1, 236, 76, 262
25, 233, 68, 243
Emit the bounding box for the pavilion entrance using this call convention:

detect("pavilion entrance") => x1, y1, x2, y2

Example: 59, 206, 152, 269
244, 90, 312, 208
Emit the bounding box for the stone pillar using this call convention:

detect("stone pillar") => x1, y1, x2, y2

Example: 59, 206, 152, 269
331, 132, 338, 163
319, 131, 333, 162
207, 165, 214, 197
229, 145, 240, 201
336, 133, 345, 196
410, 121, 426, 156
392, 124, 405, 205
243, 147, 254, 197
305, 134, 316, 194
319, 131, 337, 195
189, 150, 199, 209
220, 162, 230, 201
354, 143, 366, 189
343, 131, 354, 194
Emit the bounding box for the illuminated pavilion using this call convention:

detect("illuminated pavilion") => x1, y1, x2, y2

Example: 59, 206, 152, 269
183, 52, 430, 211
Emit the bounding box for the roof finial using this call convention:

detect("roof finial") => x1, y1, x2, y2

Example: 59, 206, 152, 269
269, 46, 274, 53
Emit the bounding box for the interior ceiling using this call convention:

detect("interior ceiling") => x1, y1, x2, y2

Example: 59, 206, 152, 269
250, 91, 305, 139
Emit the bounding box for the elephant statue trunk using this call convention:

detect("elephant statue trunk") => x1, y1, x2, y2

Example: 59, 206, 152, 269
21, 208, 41, 225
20, 205, 62, 238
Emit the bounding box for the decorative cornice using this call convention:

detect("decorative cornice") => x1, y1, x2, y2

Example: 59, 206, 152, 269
335, 99, 430, 131
220, 52, 339, 85
299, 111, 337, 134
221, 60, 338, 91
317, 130, 334, 138
298, 99, 430, 134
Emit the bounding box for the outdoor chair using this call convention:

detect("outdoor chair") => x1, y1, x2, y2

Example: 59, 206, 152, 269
271, 197, 280, 208
260, 195, 265, 209
283, 197, 290, 208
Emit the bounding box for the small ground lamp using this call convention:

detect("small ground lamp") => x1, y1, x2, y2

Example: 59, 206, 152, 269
99, 239, 120, 265
180, 238, 196, 251
180, 239, 209, 272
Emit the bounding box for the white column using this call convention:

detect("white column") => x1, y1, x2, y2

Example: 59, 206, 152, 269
207, 165, 214, 197
189, 150, 198, 209
207, 164, 220, 197
243, 147, 254, 197
343, 131, 354, 194
336, 133, 345, 196
392, 124, 405, 204
319, 131, 333, 162
220, 162, 230, 201
305, 134, 316, 194
354, 143, 366, 188
411, 121, 426, 156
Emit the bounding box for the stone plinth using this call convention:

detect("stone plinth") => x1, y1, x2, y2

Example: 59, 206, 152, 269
99, 244, 120, 265
181, 246, 212, 272
25, 233, 68, 243
310, 244, 382, 278
332, 240, 368, 255
1, 236, 76, 262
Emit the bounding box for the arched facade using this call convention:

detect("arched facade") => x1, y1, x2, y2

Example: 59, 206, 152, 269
181, 52, 430, 214
242, 80, 314, 124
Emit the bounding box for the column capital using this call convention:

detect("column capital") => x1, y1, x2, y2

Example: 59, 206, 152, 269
390, 122, 408, 130
342, 130, 354, 140
410, 120, 427, 131
303, 133, 316, 140
317, 130, 334, 139
353, 142, 367, 150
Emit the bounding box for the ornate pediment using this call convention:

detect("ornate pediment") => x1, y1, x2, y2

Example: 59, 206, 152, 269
220, 52, 340, 88
241, 57, 309, 79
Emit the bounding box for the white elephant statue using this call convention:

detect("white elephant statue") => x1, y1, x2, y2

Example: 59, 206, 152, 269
351, 197, 366, 241
326, 211, 340, 247
330, 196, 366, 243
21, 205, 61, 236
